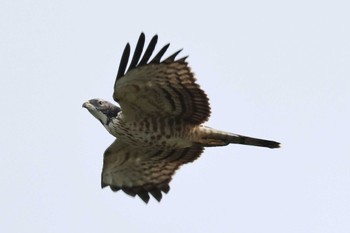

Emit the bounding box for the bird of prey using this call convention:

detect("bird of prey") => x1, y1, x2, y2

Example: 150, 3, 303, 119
83, 33, 280, 203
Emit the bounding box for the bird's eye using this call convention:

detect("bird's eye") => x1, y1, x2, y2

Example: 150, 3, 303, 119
98, 101, 103, 105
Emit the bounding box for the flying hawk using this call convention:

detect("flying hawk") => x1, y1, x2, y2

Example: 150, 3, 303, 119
83, 33, 280, 203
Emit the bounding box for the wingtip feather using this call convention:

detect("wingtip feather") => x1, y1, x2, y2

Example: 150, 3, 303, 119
116, 43, 131, 81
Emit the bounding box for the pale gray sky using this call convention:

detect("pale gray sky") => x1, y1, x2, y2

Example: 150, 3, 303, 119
1, 0, 349, 232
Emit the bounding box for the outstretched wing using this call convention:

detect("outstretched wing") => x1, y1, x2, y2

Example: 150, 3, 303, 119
113, 33, 211, 125
101, 140, 204, 203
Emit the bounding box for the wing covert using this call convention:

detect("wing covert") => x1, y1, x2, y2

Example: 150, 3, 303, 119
101, 140, 204, 203
113, 33, 211, 125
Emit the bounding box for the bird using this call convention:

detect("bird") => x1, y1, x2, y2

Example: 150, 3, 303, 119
82, 33, 280, 203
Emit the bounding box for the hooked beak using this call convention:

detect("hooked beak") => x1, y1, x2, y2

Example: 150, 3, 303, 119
82, 101, 93, 109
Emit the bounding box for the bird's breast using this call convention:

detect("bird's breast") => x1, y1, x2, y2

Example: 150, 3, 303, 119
106, 116, 193, 149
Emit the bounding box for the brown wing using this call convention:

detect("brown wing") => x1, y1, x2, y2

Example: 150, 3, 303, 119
101, 140, 204, 203
113, 33, 211, 125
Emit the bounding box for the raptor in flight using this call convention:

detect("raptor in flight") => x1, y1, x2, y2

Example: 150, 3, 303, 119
83, 33, 280, 203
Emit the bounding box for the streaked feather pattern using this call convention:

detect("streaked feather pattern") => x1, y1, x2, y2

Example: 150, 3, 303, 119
82, 33, 280, 204
102, 140, 203, 203
113, 33, 211, 125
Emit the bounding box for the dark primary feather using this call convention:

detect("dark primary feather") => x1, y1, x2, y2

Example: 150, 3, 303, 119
138, 35, 158, 66
127, 33, 145, 71
163, 49, 183, 63
115, 43, 130, 82
150, 43, 170, 64
108, 181, 171, 204
115, 33, 183, 81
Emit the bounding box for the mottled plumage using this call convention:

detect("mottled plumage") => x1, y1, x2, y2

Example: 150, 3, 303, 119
83, 33, 280, 203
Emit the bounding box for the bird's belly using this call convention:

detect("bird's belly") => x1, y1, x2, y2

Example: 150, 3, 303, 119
107, 117, 193, 149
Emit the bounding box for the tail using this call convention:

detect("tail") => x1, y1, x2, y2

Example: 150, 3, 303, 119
197, 127, 280, 149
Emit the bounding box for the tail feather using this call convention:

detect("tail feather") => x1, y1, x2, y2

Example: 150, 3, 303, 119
228, 134, 280, 149
198, 127, 280, 149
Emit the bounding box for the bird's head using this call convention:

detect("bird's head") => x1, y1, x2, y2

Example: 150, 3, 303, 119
82, 99, 121, 125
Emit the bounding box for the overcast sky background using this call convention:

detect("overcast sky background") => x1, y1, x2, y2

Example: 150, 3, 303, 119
1, 0, 349, 232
